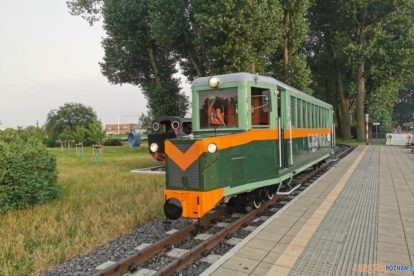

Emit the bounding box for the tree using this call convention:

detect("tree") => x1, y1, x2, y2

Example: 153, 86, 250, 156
149, 0, 206, 80
268, 0, 313, 92
187, 0, 282, 74
308, 0, 354, 138
44, 102, 103, 145
72, 126, 87, 143
68, 0, 286, 79
87, 120, 105, 144
138, 112, 152, 130
392, 83, 414, 126
67, 0, 189, 118
309, 0, 414, 140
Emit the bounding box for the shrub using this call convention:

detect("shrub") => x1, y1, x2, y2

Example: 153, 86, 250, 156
0, 130, 58, 212
103, 138, 123, 146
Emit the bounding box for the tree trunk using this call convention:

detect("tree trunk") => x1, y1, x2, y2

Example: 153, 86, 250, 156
356, 61, 366, 141
355, 17, 367, 142
146, 47, 162, 88
337, 70, 352, 139
188, 51, 204, 77
283, 10, 290, 83
332, 46, 352, 139
336, 104, 343, 137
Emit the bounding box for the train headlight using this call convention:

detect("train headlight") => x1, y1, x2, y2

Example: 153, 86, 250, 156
171, 120, 180, 130
207, 143, 217, 153
152, 122, 160, 131
150, 143, 159, 153
208, 76, 220, 88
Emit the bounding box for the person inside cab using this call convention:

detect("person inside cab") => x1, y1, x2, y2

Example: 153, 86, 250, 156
208, 96, 226, 127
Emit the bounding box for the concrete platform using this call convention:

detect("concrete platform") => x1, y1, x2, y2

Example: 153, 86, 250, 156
202, 145, 414, 276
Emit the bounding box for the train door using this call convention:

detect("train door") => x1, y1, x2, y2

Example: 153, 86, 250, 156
277, 89, 289, 169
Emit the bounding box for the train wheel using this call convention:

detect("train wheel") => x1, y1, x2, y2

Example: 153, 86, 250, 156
266, 189, 274, 200
253, 199, 262, 209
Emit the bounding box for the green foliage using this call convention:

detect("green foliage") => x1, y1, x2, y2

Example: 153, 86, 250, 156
149, 0, 206, 79
44, 102, 104, 146
190, 0, 282, 74
393, 84, 414, 125
138, 112, 152, 130
309, 0, 414, 138
87, 120, 105, 144
67, 0, 103, 25
268, 0, 313, 92
99, 0, 189, 118
72, 126, 87, 143
0, 130, 58, 213
68, 0, 414, 138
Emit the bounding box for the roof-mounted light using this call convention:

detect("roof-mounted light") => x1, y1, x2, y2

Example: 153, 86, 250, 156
208, 76, 220, 88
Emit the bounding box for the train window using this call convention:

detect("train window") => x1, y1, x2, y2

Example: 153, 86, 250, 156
312, 105, 316, 128
199, 88, 238, 129
320, 108, 322, 128
320, 108, 323, 128
251, 87, 270, 128
290, 96, 296, 128
303, 101, 307, 128
308, 103, 312, 128
317, 107, 320, 128
297, 99, 302, 128
322, 109, 326, 128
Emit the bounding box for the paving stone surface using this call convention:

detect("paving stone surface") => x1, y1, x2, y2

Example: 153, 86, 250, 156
291, 146, 380, 275
200, 254, 223, 264
204, 146, 414, 276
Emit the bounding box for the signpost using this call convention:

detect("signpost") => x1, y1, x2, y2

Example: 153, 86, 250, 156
373, 122, 380, 140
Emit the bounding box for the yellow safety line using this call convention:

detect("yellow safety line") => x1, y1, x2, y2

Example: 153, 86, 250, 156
266, 146, 369, 276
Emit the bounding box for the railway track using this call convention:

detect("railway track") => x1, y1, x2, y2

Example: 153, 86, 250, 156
95, 145, 352, 276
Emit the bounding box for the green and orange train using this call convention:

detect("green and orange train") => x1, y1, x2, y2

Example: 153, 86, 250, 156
158, 73, 335, 220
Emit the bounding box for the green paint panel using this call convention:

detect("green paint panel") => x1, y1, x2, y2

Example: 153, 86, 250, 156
199, 139, 279, 190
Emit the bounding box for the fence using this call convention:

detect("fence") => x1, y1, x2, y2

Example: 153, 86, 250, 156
370, 133, 387, 145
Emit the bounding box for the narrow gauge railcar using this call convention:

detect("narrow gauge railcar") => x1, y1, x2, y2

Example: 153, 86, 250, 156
148, 116, 192, 163
163, 73, 334, 220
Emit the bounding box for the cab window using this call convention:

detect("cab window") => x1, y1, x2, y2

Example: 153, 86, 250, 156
199, 88, 238, 129
251, 87, 270, 128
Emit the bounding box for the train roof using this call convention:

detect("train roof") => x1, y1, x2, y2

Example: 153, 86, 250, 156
152, 116, 191, 123
192, 72, 332, 109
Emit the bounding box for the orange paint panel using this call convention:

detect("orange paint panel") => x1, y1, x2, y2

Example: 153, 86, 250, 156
164, 188, 224, 219
166, 129, 278, 171
165, 141, 200, 171
284, 128, 331, 139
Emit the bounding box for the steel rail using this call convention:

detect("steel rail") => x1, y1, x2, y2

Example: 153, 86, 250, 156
154, 195, 285, 275
96, 207, 228, 276
96, 145, 352, 276
155, 145, 353, 275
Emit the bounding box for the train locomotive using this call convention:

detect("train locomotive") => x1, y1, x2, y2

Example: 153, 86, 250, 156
162, 73, 335, 220
148, 116, 192, 163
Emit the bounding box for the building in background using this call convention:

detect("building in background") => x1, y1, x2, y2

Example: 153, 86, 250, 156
104, 123, 138, 135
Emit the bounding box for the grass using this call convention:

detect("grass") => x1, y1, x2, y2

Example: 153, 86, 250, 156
336, 138, 367, 146
336, 137, 386, 146
0, 143, 164, 276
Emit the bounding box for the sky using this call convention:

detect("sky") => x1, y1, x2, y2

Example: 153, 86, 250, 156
0, 0, 191, 129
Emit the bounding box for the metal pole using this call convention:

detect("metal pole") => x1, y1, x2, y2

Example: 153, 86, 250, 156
365, 113, 369, 145
117, 116, 120, 135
